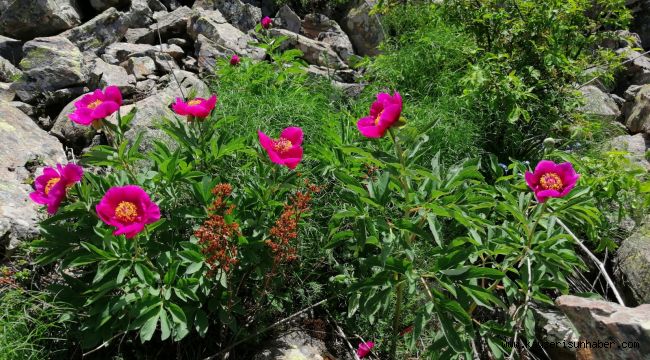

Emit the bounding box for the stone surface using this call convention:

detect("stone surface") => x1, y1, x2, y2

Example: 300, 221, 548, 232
340, 0, 384, 57
10, 101, 35, 117
0, 35, 23, 65
623, 84, 650, 134
0, 56, 21, 83
577, 85, 621, 121
304, 14, 355, 63
12, 36, 85, 103
556, 295, 650, 359
90, 0, 130, 12
271, 29, 348, 69
252, 330, 331, 360
307, 65, 357, 83
609, 133, 650, 171
275, 5, 301, 34
193, 0, 262, 32
0, 0, 82, 40
616, 48, 650, 88
124, 28, 152, 44
0, 100, 65, 251
132, 6, 195, 44
629, 0, 650, 50
616, 223, 650, 304
126, 56, 157, 80
0, 82, 15, 101
87, 57, 136, 95
601, 30, 643, 50
62, 8, 131, 54
533, 307, 578, 360
50, 95, 97, 150
153, 53, 180, 73
189, 10, 265, 60
103, 42, 184, 64
194, 35, 226, 72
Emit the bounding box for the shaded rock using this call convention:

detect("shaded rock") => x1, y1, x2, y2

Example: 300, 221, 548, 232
126, 56, 157, 80
253, 330, 331, 360
107, 70, 208, 151
340, 0, 384, 57
601, 30, 643, 50
556, 295, 650, 359
161, 0, 181, 11
136, 79, 157, 93
189, 10, 265, 60
616, 223, 650, 304
182, 56, 199, 72
629, 0, 650, 50
193, 0, 262, 32
609, 133, 650, 171
10, 101, 35, 117
103, 42, 184, 64
332, 81, 365, 98
577, 86, 620, 121
302, 14, 355, 62
87, 57, 136, 95
0, 56, 21, 82
275, 5, 301, 34
90, 0, 131, 11
616, 48, 650, 88
0, 100, 65, 251
43, 87, 89, 108
131, 6, 195, 44
62, 8, 132, 54
0, 35, 23, 65
125, 28, 151, 43
307, 65, 357, 83
533, 307, 578, 360
153, 53, 180, 73
0, 0, 82, 40
12, 36, 85, 103
50, 95, 97, 150
168, 38, 188, 48
0, 82, 15, 101
623, 84, 650, 134
194, 35, 226, 72
270, 29, 347, 69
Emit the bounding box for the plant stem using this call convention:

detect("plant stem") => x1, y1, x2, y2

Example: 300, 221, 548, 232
390, 275, 405, 359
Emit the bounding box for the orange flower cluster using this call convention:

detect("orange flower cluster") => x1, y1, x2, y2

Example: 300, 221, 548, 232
266, 181, 321, 265
195, 184, 240, 273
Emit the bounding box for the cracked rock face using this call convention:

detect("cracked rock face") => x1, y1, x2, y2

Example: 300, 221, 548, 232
0, 0, 82, 40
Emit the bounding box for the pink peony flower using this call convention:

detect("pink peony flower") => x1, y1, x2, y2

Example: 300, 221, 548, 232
525, 160, 580, 203
68, 86, 122, 126
96, 185, 161, 239
258, 127, 304, 170
171, 95, 217, 120
30, 163, 83, 215
357, 92, 403, 138
230, 54, 240, 66
356, 341, 375, 358
261, 16, 272, 29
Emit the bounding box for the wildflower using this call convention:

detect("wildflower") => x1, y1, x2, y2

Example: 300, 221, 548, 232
261, 16, 272, 29
357, 341, 375, 358
30, 163, 83, 215
195, 184, 240, 273
171, 95, 217, 120
68, 86, 122, 127
525, 160, 580, 203
357, 92, 403, 138
96, 185, 161, 239
258, 127, 304, 170
230, 54, 240, 66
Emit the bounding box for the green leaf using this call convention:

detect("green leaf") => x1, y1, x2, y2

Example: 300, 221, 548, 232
195, 309, 209, 337
139, 309, 160, 342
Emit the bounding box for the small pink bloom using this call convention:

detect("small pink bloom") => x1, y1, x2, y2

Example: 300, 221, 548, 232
172, 95, 217, 120
357, 92, 403, 138
357, 341, 375, 358
525, 160, 580, 203
30, 163, 83, 215
261, 16, 272, 29
230, 54, 240, 66
258, 127, 303, 170
68, 86, 122, 126
96, 185, 161, 239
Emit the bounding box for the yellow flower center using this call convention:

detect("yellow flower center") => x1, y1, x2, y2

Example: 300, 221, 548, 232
87, 99, 103, 110
115, 201, 139, 223
187, 99, 202, 106
44, 177, 60, 195
374, 110, 384, 126
539, 172, 563, 191
273, 138, 293, 154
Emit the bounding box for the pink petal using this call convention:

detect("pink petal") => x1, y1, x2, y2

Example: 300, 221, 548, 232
92, 101, 119, 119
524, 171, 538, 190
280, 127, 303, 146
104, 86, 123, 105
369, 100, 384, 118
534, 160, 558, 176
172, 98, 190, 116
357, 116, 386, 138
535, 189, 561, 203
377, 104, 402, 129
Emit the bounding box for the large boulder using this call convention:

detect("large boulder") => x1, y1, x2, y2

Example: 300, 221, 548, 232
90, 0, 131, 12
12, 36, 85, 103
61, 8, 132, 54
193, 0, 262, 32
302, 14, 355, 63
340, 0, 384, 57
0, 101, 66, 251
50, 95, 97, 151
188, 10, 265, 60
556, 295, 650, 359
0, 35, 23, 65
0, 82, 14, 101
275, 5, 301, 34
270, 29, 348, 69
102, 43, 184, 64
0, 0, 82, 40
609, 133, 650, 171
616, 48, 650, 89
616, 224, 650, 304
0, 56, 21, 83
86, 57, 136, 95
127, 6, 195, 44
577, 86, 621, 121
623, 84, 650, 134
533, 307, 578, 360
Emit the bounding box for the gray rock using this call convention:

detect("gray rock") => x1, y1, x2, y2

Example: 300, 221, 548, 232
12, 36, 85, 103
616, 48, 650, 87
126, 56, 157, 80
533, 307, 578, 360
107, 70, 208, 151
131, 6, 195, 44
0, 82, 15, 101
124, 28, 152, 44
0, 56, 21, 82
193, 0, 262, 32
252, 330, 331, 360
103, 42, 184, 64
43, 86, 89, 108
0, 100, 65, 251
623, 84, 650, 134
275, 5, 301, 34
153, 53, 180, 73
62, 8, 132, 54
302, 14, 355, 62
189, 10, 265, 60
616, 223, 650, 304
161, 0, 181, 11
340, 0, 384, 57
194, 35, 227, 72
270, 29, 348, 69
0, 35, 23, 65
136, 79, 157, 93
577, 85, 620, 121
556, 295, 650, 359
609, 133, 650, 171
182, 56, 199, 72
332, 81, 365, 98
10, 101, 35, 117
0, 0, 82, 40
167, 38, 188, 48
50, 95, 97, 150
87, 57, 136, 95
90, 0, 130, 11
